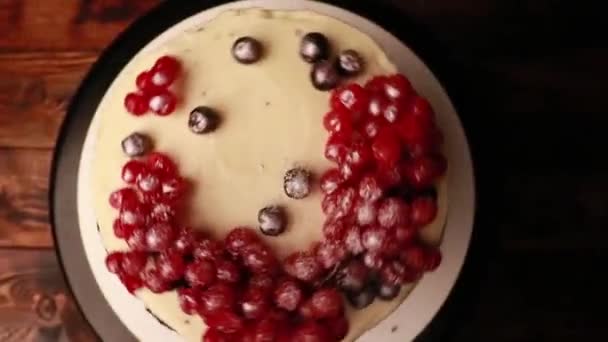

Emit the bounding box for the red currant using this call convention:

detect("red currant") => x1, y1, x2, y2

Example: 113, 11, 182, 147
323, 107, 352, 136
314, 240, 347, 269
105, 252, 123, 274
146, 152, 177, 176
148, 90, 177, 116
216, 259, 241, 283
410, 196, 438, 227
309, 288, 343, 318
121, 160, 146, 184
109, 187, 139, 210
331, 83, 369, 114
320, 168, 344, 195
199, 283, 238, 316
283, 251, 324, 283
121, 251, 148, 276
377, 197, 410, 228
145, 222, 176, 251
403, 155, 447, 189
364, 75, 389, 94
343, 224, 365, 255
185, 260, 217, 288
240, 286, 271, 319
273, 278, 303, 312
136, 70, 161, 93
372, 127, 402, 166
157, 250, 185, 282
177, 287, 201, 315
384, 74, 412, 101
361, 225, 388, 252
225, 227, 260, 257
368, 94, 389, 117
118, 273, 143, 294
193, 239, 226, 262
153, 56, 181, 81
124, 92, 149, 116
324, 133, 349, 164
203, 310, 244, 335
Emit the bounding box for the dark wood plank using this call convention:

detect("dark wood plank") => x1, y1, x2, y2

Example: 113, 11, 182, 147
0, 0, 159, 51
0, 248, 97, 342
0, 149, 52, 248
0, 51, 98, 149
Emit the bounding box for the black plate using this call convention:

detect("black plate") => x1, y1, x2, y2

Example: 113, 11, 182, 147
50, 1, 483, 341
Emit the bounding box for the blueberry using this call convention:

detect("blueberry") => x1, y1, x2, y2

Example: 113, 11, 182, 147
121, 132, 151, 157
310, 60, 340, 91
258, 205, 287, 236
346, 286, 376, 310
284, 167, 312, 199
232, 37, 263, 64
336, 50, 364, 76
189, 106, 220, 134
377, 282, 401, 300
300, 32, 330, 63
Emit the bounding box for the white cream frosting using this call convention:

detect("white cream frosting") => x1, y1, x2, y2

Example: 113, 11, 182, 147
92, 8, 447, 341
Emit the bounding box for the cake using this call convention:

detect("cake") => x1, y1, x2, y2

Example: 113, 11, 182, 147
92, 8, 448, 342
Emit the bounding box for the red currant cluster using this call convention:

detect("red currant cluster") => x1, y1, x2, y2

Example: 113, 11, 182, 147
106, 156, 349, 341
106, 70, 448, 342
313, 73, 446, 302
124, 56, 181, 116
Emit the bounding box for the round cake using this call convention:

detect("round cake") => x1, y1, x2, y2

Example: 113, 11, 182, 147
92, 8, 448, 342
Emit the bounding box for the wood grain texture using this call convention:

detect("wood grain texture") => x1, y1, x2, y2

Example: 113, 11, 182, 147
0, 149, 52, 248
0, 52, 98, 149
0, 249, 97, 342
0, 0, 159, 51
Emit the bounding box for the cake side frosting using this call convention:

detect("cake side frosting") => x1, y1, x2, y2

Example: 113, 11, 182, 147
91, 8, 447, 342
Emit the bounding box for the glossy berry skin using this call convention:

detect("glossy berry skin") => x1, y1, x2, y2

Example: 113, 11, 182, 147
372, 128, 402, 167
112, 219, 131, 239
377, 198, 410, 228
232, 37, 263, 64
274, 279, 303, 312
410, 196, 438, 227
384, 74, 412, 101
126, 227, 148, 251
224, 227, 260, 257
177, 287, 201, 315
148, 90, 177, 116
194, 239, 226, 262
257, 206, 287, 236
324, 133, 349, 164
363, 251, 384, 270
377, 282, 401, 300
105, 252, 123, 274
309, 288, 344, 319
119, 273, 143, 294
314, 240, 347, 269
185, 260, 217, 288
321, 219, 347, 241
300, 32, 330, 63
283, 251, 324, 283
109, 187, 139, 210
403, 155, 447, 189
361, 226, 388, 252
153, 56, 181, 81
203, 310, 244, 335
310, 60, 340, 91
157, 250, 186, 282
324, 315, 350, 341
320, 168, 344, 195
121, 251, 147, 276
240, 286, 271, 320
242, 243, 278, 275
202, 328, 232, 342
346, 286, 376, 310
248, 274, 275, 295
124, 92, 149, 116
292, 321, 331, 342
173, 226, 200, 255
323, 107, 353, 136
199, 283, 238, 316
336, 259, 370, 293
141, 264, 170, 294
343, 224, 365, 255
121, 160, 146, 184
336, 49, 364, 76
136, 71, 161, 93
145, 222, 176, 251
216, 259, 241, 283
146, 152, 177, 176
331, 84, 369, 114
358, 174, 383, 203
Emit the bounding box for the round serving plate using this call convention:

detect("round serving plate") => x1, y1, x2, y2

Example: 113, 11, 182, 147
51, 0, 475, 341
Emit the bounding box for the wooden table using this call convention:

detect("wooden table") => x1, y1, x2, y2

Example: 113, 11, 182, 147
0, 0, 605, 341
